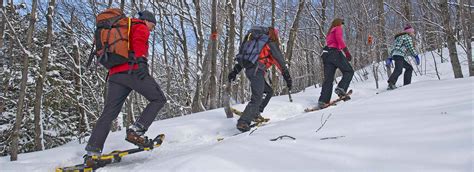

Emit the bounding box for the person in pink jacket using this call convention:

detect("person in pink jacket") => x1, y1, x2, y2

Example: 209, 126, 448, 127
317, 18, 354, 109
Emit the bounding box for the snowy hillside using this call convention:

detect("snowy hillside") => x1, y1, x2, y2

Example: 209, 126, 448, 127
1, 47, 472, 171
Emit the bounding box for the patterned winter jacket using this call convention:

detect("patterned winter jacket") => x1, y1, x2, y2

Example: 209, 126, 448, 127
390, 32, 417, 59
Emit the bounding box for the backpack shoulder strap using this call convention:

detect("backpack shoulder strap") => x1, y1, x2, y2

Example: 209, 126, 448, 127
127, 18, 131, 49
131, 19, 146, 26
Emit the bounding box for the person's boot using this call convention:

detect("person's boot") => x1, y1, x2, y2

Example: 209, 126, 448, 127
387, 83, 397, 90
334, 87, 346, 97
253, 114, 266, 123
83, 151, 104, 168
125, 124, 153, 148
335, 87, 351, 101
317, 101, 328, 110
236, 120, 250, 132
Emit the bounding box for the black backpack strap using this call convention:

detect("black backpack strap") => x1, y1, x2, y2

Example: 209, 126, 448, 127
86, 43, 96, 68
127, 51, 136, 74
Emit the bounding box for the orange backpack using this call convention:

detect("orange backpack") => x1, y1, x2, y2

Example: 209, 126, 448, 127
87, 8, 138, 69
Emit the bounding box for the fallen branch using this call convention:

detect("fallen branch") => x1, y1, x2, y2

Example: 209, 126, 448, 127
270, 135, 296, 141
320, 136, 345, 140
315, 113, 332, 133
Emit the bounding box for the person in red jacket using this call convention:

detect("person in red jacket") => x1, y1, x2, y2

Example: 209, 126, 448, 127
228, 26, 292, 132
84, 10, 166, 165
317, 18, 354, 109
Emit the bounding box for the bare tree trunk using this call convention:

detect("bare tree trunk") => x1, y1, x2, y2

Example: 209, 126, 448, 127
223, 0, 236, 118
237, 0, 246, 103
191, 0, 205, 113
208, 0, 218, 109
373, 62, 379, 89
285, 0, 305, 68
403, 0, 412, 22
0, 0, 5, 48
455, 0, 462, 41
1, 10, 34, 159
440, 0, 463, 78
320, 0, 326, 47
378, 0, 391, 78
317, 0, 327, 86
0, 1, 3, 117
32, 0, 55, 152
219, 34, 228, 107
125, 96, 133, 128
422, 0, 438, 52
120, 0, 125, 10
430, 51, 441, 80
270, 0, 279, 95
178, 0, 190, 92
70, 11, 89, 140
284, 0, 305, 92
461, 0, 473, 76
10, 0, 38, 160
158, 8, 171, 95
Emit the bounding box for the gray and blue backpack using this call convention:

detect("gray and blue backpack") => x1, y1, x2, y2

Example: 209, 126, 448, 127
235, 26, 270, 68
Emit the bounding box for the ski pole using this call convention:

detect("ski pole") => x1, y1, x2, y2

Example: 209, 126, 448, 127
288, 89, 293, 102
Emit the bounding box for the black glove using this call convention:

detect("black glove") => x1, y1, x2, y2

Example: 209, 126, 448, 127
228, 71, 237, 82
136, 58, 149, 80
228, 64, 242, 82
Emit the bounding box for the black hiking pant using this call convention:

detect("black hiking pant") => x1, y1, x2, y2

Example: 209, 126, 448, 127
85, 72, 166, 153
239, 65, 273, 124
388, 55, 413, 86
318, 49, 354, 103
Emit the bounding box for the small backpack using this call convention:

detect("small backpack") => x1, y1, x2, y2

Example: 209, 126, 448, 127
235, 26, 270, 67
87, 8, 143, 69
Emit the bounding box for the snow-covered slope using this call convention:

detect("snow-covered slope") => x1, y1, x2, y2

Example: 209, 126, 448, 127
1, 47, 472, 171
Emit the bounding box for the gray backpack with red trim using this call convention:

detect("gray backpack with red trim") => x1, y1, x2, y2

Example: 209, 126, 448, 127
235, 26, 270, 67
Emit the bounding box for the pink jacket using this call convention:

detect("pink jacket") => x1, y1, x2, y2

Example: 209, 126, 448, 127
325, 26, 346, 50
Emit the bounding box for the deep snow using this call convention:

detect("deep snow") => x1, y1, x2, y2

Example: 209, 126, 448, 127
1, 46, 472, 172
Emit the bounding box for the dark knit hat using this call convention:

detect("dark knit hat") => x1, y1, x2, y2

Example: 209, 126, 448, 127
138, 10, 156, 25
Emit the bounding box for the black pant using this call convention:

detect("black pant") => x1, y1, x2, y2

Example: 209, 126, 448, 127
239, 66, 273, 124
388, 55, 413, 85
86, 72, 166, 153
318, 50, 354, 103
259, 76, 273, 113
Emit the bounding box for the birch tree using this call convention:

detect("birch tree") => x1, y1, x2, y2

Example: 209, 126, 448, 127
32, 0, 56, 152
223, 0, 236, 118
440, 0, 463, 78
208, 0, 218, 109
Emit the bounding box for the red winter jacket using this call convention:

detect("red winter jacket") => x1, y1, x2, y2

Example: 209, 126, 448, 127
109, 19, 149, 76
258, 44, 283, 72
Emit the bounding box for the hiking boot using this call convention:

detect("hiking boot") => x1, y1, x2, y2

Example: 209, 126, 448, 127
83, 152, 105, 168
334, 87, 346, 97
342, 95, 351, 101
387, 83, 397, 90
125, 126, 153, 148
253, 114, 266, 123
317, 101, 328, 109
236, 120, 250, 132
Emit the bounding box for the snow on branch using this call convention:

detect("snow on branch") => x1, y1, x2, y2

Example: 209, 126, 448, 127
0, 9, 34, 58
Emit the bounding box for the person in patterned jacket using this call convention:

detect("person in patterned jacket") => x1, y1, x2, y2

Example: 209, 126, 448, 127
386, 25, 420, 90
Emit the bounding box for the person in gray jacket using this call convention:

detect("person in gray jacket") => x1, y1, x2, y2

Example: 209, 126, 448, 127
228, 26, 292, 132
